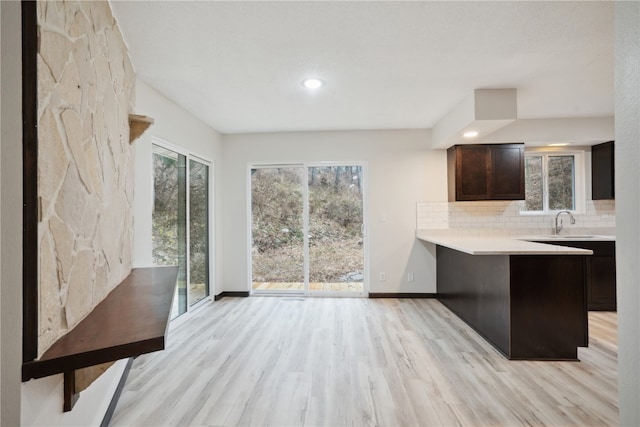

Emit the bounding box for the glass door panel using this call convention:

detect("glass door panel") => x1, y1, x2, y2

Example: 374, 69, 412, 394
251, 167, 305, 292
152, 145, 187, 318
189, 159, 210, 306
308, 166, 364, 293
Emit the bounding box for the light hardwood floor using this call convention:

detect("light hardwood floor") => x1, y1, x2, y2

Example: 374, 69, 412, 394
110, 298, 618, 427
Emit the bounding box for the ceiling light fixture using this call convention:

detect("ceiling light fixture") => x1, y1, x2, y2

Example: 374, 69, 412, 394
463, 131, 479, 138
548, 142, 571, 146
302, 78, 324, 89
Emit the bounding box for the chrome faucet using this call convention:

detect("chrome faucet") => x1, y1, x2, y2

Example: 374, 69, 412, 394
555, 210, 576, 235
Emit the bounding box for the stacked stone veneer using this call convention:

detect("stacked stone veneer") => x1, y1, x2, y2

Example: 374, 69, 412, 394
37, 1, 135, 356
417, 200, 616, 234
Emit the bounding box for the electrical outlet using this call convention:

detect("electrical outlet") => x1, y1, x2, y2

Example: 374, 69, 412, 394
380, 212, 387, 222
379, 272, 386, 281
408, 273, 415, 282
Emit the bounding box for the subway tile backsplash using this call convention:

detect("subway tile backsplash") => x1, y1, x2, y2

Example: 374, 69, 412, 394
417, 200, 615, 234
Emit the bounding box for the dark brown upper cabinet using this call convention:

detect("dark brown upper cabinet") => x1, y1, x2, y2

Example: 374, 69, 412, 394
591, 141, 615, 200
448, 143, 525, 201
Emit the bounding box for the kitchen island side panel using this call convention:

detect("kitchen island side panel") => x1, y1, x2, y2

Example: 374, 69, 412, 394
436, 245, 511, 356
509, 255, 588, 360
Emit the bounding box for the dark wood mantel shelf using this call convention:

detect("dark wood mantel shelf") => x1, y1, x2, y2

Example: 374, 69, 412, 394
22, 266, 178, 382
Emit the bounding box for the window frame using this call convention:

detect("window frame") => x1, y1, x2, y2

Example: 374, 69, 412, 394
520, 149, 586, 215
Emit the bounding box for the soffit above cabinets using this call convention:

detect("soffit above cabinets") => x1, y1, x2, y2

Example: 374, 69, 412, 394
431, 89, 615, 149
432, 89, 517, 149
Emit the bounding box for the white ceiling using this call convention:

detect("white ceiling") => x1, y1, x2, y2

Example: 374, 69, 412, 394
110, 1, 614, 135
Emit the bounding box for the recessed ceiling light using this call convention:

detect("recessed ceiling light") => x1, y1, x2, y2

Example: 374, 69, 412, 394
302, 78, 324, 89
548, 142, 571, 146
463, 131, 479, 138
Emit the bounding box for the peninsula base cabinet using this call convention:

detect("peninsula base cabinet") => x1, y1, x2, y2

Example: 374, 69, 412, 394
534, 240, 616, 311
436, 245, 588, 360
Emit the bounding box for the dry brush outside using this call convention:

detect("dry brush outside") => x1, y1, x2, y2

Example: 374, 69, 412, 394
252, 167, 364, 283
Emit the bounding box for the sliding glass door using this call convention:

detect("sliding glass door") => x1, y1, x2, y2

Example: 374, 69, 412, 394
152, 144, 211, 318
250, 164, 366, 295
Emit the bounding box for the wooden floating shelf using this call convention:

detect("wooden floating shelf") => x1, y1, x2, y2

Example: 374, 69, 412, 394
22, 267, 178, 382
129, 114, 154, 143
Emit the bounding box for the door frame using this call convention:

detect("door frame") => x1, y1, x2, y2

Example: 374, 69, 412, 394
247, 161, 369, 297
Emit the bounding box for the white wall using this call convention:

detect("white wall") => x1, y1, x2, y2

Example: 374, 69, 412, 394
222, 130, 447, 294
133, 79, 224, 296
1, 1, 24, 425
615, 2, 640, 425
21, 360, 127, 427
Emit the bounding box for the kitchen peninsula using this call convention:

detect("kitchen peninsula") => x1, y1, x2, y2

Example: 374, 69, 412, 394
417, 230, 593, 361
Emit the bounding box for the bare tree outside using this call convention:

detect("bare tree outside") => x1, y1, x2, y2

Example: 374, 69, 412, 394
152, 146, 187, 317
189, 159, 209, 305
308, 166, 363, 284
548, 156, 575, 210
524, 154, 575, 212
152, 145, 211, 317
525, 156, 543, 211
251, 168, 305, 285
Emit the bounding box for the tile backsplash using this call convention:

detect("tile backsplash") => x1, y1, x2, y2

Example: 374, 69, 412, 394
417, 200, 615, 234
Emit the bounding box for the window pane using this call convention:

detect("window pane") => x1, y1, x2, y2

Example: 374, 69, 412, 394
189, 159, 209, 306
251, 167, 305, 290
524, 156, 543, 211
152, 145, 187, 319
548, 156, 575, 210
308, 166, 364, 292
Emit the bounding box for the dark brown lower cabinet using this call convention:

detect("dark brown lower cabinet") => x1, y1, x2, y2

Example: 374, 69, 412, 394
533, 240, 616, 311
436, 245, 588, 360
589, 256, 617, 310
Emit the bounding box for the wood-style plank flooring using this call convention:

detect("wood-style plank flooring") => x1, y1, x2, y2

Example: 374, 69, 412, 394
110, 298, 618, 427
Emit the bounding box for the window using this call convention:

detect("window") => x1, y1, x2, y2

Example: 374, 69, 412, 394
522, 151, 585, 213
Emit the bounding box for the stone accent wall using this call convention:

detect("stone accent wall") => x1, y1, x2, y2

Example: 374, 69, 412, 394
37, 1, 135, 356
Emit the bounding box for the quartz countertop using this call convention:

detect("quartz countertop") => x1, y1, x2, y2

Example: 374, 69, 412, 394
416, 229, 596, 256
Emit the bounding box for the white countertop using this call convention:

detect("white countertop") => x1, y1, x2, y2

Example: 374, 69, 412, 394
516, 234, 615, 242
416, 230, 597, 255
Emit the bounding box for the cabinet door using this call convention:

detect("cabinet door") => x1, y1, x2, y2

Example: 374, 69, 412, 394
455, 145, 491, 200
592, 141, 615, 200
537, 240, 617, 312
491, 144, 525, 200
588, 256, 617, 311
